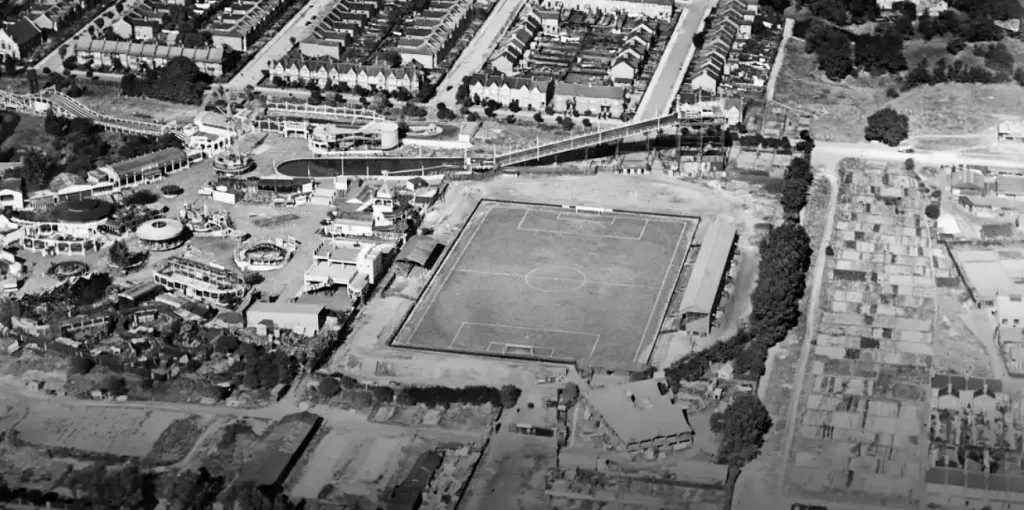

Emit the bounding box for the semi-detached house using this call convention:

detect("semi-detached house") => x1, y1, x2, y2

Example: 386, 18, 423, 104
270, 56, 422, 92
396, 0, 472, 69
300, 0, 383, 59
208, 0, 287, 52
467, 73, 549, 110
552, 82, 627, 117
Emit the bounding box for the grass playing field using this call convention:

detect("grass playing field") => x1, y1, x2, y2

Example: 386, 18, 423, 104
392, 200, 697, 367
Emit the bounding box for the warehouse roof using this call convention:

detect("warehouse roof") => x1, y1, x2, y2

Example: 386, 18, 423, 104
678, 219, 737, 315
396, 236, 440, 268
585, 379, 692, 445
107, 148, 188, 178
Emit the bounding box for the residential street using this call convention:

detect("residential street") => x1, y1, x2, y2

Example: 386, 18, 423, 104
428, 0, 529, 110
227, 0, 338, 89
634, 0, 710, 120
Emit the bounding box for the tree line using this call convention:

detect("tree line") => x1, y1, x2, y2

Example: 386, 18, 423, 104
120, 56, 212, 105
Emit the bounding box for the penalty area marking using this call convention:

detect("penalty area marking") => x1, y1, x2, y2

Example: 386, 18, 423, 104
451, 321, 599, 357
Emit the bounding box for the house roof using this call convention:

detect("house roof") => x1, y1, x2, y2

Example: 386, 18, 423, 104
275, 55, 421, 81
7, 17, 41, 46
998, 175, 1024, 195
0, 177, 21, 193
74, 38, 224, 64
387, 450, 443, 510
678, 219, 736, 315
585, 379, 693, 445
467, 73, 548, 91
107, 148, 188, 177
396, 235, 440, 267
236, 412, 322, 487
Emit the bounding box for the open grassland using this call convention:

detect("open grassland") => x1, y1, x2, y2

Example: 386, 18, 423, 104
776, 39, 1024, 144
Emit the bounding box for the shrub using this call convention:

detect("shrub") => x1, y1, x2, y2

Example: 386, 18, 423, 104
318, 377, 341, 398
67, 356, 95, 376
160, 184, 184, 196
925, 203, 940, 219
122, 189, 159, 205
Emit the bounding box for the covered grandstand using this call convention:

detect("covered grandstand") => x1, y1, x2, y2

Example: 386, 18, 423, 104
97, 148, 190, 188
677, 219, 738, 335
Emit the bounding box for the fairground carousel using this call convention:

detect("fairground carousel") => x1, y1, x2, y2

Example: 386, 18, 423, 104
135, 218, 188, 251
233, 237, 297, 271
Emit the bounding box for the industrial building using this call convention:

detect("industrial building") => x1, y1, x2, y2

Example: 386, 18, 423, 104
236, 412, 323, 487
678, 219, 738, 335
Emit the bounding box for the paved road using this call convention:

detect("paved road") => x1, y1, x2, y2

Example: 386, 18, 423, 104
813, 141, 1024, 169
764, 18, 793, 103
227, 0, 337, 89
634, 0, 710, 121
429, 0, 528, 109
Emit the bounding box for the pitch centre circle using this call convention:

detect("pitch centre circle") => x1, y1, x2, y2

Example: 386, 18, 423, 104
525, 265, 587, 293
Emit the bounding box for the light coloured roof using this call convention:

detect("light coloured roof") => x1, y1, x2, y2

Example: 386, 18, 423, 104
247, 301, 325, 317
304, 261, 358, 284
678, 219, 737, 315
997, 294, 1024, 321
136, 219, 185, 242
585, 379, 692, 444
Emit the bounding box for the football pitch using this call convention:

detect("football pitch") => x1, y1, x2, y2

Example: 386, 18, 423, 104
392, 200, 697, 366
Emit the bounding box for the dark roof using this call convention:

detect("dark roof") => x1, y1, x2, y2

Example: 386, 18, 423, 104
237, 412, 322, 487
388, 450, 443, 510
52, 198, 115, 223
981, 222, 1016, 238
0, 177, 21, 193
396, 236, 441, 267
107, 148, 188, 177
7, 17, 41, 46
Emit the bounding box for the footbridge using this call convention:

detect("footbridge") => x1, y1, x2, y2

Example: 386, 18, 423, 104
0, 89, 170, 136
493, 111, 725, 167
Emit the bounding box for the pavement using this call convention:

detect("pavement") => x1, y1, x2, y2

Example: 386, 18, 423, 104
428, 0, 528, 109
764, 18, 793, 103
633, 0, 710, 121
227, 0, 338, 89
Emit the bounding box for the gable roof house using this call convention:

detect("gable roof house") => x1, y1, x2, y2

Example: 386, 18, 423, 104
300, 0, 383, 59
0, 18, 42, 61
396, 0, 471, 68
689, 0, 745, 93
74, 38, 226, 76
553, 82, 628, 117
29, 2, 75, 31
466, 73, 549, 109
208, 0, 286, 52
270, 55, 422, 92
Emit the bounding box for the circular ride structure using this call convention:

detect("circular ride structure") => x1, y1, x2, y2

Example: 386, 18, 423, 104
213, 152, 256, 175
47, 260, 90, 280
135, 218, 187, 251
52, 199, 115, 224
233, 238, 296, 272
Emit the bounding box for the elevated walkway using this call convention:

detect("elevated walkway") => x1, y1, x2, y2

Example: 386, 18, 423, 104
263, 99, 384, 125
494, 111, 724, 167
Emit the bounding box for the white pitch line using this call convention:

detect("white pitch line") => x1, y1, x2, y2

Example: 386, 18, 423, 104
409, 209, 491, 341
462, 321, 599, 339
638, 219, 649, 240
456, 268, 658, 289
634, 223, 688, 363
588, 334, 603, 359
448, 322, 467, 348
517, 209, 530, 230
518, 226, 644, 240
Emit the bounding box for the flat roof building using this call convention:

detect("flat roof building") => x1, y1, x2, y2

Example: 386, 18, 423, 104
246, 302, 327, 337
678, 219, 737, 335
582, 379, 694, 454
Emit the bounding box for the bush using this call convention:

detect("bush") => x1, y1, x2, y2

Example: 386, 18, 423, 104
318, 377, 341, 398
101, 375, 128, 396
925, 203, 940, 219
122, 189, 159, 205
500, 385, 522, 408
160, 184, 184, 196
67, 356, 95, 376
864, 107, 910, 146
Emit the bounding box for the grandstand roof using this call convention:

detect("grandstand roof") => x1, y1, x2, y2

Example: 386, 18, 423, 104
678, 219, 737, 315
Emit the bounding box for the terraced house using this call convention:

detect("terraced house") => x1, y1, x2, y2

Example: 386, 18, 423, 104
689, 0, 757, 93
466, 73, 549, 110
396, 0, 472, 69
540, 0, 673, 20
28, 2, 75, 31
607, 22, 655, 84
270, 56, 422, 92
491, 8, 541, 75
300, 0, 384, 59
208, 0, 287, 51
74, 39, 225, 76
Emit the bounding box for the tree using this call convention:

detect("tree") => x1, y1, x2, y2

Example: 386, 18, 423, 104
499, 385, 521, 408
214, 334, 239, 353
905, 158, 915, 171
456, 81, 470, 102
947, 36, 966, 55
780, 176, 811, 216
815, 29, 853, 81
864, 107, 909, 146
716, 394, 772, 466
505, 114, 516, 124
483, 106, 496, 117
25, 68, 38, 93
533, 112, 543, 123
158, 468, 224, 510
925, 203, 941, 219
67, 356, 95, 376
44, 110, 65, 136
101, 374, 128, 396
508, 100, 521, 113
562, 382, 579, 406
318, 377, 341, 399
918, 13, 937, 40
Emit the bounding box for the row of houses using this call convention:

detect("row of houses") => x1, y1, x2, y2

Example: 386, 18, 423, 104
690, 0, 758, 94
396, 0, 473, 69
207, 0, 289, 52
539, 0, 673, 20
491, 6, 544, 75
268, 55, 423, 92
465, 73, 627, 116
606, 22, 657, 84
74, 38, 226, 76
299, 0, 384, 59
